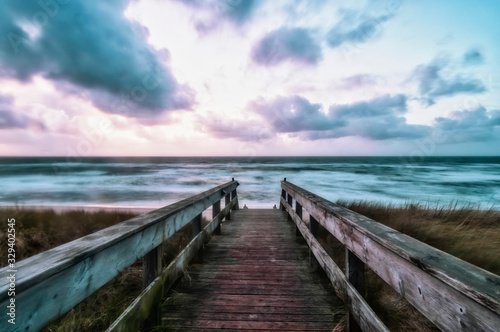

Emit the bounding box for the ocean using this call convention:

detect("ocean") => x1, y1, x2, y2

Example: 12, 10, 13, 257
0, 156, 499, 210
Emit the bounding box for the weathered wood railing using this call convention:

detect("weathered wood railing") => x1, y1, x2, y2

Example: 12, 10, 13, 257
0, 180, 239, 332
280, 180, 500, 332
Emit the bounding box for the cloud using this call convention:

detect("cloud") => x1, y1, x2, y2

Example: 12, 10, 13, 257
173, 0, 261, 33
338, 74, 379, 90
326, 11, 394, 49
249, 94, 429, 141
330, 94, 407, 118
201, 117, 273, 142
321, 94, 429, 140
0, 110, 28, 129
434, 107, 500, 143
410, 57, 486, 104
250, 95, 340, 132
463, 48, 484, 66
0, 92, 44, 130
0, 1, 193, 117
251, 27, 322, 66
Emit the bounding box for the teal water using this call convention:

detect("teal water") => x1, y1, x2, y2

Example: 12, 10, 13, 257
0, 156, 499, 209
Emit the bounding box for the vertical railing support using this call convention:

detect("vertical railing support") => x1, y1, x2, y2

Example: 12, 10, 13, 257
280, 189, 286, 210
295, 202, 302, 236
346, 249, 365, 332
231, 189, 239, 210
309, 216, 320, 270
191, 213, 202, 263
142, 244, 163, 327
213, 200, 221, 235
143, 245, 163, 288
310, 216, 319, 238
225, 193, 231, 220
287, 192, 293, 223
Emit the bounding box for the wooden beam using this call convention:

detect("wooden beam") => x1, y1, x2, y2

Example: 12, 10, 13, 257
282, 181, 500, 332
142, 244, 163, 327
346, 249, 365, 332
295, 202, 302, 237
231, 188, 239, 210
280, 188, 286, 211
0, 181, 238, 332
191, 213, 202, 263
213, 200, 221, 235
225, 194, 231, 220
282, 197, 389, 332
107, 197, 236, 332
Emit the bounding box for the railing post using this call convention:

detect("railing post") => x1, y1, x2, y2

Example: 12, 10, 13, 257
142, 244, 163, 327
225, 193, 231, 220
287, 192, 293, 223
310, 216, 319, 238
213, 200, 221, 235
346, 249, 365, 332
295, 202, 302, 236
231, 188, 239, 210
280, 189, 286, 210
191, 213, 202, 263
309, 216, 320, 271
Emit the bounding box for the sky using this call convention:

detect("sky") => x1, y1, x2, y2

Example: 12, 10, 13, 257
0, 0, 499, 156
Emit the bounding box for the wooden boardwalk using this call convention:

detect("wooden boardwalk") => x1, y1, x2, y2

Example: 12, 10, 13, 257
161, 209, 344, 331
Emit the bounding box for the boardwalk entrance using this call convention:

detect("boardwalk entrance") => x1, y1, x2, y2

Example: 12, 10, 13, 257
162, 209, 343, 331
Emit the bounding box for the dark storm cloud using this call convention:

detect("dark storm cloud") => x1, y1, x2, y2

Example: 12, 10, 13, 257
410, 57, 486, 104
251, 27, 322, 66
434, 107, 500, 143
0, 1, 193, 117
326, 11, 394, 49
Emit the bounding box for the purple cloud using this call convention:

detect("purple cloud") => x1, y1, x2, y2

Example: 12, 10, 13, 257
251, 27, 322, 66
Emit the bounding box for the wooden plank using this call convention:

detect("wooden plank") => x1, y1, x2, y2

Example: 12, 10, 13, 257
107, 197, 236, 332
0, 181, 238, 332
283, 198, 389, 332
162, 209, 343, 331
161, 311, 335, 323
282, 181, 500, 332
163, 319, 333, 331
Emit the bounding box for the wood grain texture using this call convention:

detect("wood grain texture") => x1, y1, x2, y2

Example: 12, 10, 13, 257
283, 198, 389, 332
282, 181, 500, 332
161, 209, 344, 331
107, 198, 236, 332
0, 181, 238, 332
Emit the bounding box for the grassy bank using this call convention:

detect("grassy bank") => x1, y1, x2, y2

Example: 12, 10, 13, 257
1, 203, 498, 331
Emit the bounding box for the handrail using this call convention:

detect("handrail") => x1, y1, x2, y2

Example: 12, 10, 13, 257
0, 180, 239, 332
281, 180, 500, 332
